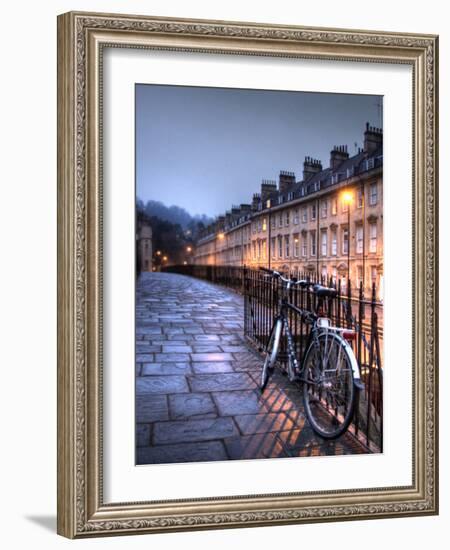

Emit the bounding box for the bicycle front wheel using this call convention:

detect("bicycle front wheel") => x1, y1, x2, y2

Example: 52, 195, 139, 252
261, 319, 282, 391
303, 332, 355, 439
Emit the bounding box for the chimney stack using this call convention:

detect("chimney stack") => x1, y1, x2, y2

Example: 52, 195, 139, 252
278, 171, 296, 193
260, 179, 277, 203
251, 193, 261, 211
330, 145, 349, 170
364, 122, 383, 154
303, 157, 322, 181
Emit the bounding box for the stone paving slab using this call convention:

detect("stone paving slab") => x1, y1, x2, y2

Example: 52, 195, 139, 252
137, 441, 228, 465
153, 417, 238, 445
212, 390, 269, 416
168, 393, 217, 420
136, 394, 169, 423
189, 373, 256, 392
135, 272, 368, 465
136, 375, 189, 395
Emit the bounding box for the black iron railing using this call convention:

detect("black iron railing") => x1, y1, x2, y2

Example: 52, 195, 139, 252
162, 264, 383, 451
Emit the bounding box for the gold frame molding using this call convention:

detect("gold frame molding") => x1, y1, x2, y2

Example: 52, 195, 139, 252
57, 11, 439, 538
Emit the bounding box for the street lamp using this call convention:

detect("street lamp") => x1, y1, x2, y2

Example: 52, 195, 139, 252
186, 246, 192, 253
342, 191, 353, 285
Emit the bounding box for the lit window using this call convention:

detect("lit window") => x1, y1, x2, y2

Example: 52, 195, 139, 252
331, 230, 337, 256
321, 231, 327, 256
293, 234, 300, 257
342, 228, 349, 254
331, 198, 337, 215
369, 222, 377, 252
356, 225, 363, 253
311, 230, 316, 256
262, 217, 267, 231
369, 182, 378, 205
302, 235, 307, 257
357, 187, 364, 208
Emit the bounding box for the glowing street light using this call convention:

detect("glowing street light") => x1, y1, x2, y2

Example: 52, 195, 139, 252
162, 255, 168, 262
156, 250, 161, 256
217, 232, 225, 240
183, 261, 188, 265
186, 246, 192, 253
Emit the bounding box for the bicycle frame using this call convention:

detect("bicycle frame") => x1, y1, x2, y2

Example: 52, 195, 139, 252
273, 291, 363, 386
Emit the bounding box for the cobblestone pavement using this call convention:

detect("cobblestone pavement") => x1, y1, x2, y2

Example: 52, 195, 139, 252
136, 272, 367, 464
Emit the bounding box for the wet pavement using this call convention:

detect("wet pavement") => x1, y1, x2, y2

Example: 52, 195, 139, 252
136, 272, 367, 464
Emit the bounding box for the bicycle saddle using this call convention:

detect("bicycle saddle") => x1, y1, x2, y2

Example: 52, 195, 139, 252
312, 284, 338, 298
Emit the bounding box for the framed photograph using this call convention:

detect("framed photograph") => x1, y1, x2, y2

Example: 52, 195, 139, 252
57, 11, 439, 538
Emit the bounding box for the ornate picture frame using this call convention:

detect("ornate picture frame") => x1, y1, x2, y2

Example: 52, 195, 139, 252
57, 11, 438, 538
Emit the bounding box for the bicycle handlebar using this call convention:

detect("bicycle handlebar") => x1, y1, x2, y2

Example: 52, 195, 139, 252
258, 267, 337, 297
258, 267, 308, 286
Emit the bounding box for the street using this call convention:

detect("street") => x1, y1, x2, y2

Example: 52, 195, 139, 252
136, 272, 367, 464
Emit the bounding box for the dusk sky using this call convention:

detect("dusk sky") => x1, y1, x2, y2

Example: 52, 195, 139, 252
136, 85, 382, 218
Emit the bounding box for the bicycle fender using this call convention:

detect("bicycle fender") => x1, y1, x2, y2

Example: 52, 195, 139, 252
338, 335, 363, 384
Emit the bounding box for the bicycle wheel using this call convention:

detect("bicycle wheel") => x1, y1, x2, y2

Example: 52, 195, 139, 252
261, 319, 282, 391
302, 332, 355, 439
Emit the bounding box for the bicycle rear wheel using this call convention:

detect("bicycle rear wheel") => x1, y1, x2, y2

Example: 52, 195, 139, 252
302, 332, 355, 439
261, 319, 282, 391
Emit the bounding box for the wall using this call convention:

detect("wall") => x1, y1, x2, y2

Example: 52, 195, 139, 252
0, 1, 446, 548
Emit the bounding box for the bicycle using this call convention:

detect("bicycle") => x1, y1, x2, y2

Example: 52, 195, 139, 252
259, 267, 364, 439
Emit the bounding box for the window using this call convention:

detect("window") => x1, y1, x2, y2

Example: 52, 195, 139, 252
321, 200, 328, 218
369, 222, 377, 253
271, 237, 276, 259
285, 235, 290, 257
331, 198, 338, 215
293, 234, 300, 257
271, 215, 276, 229
293, 209, 299, 224
302, 235, 307, 257
311, 230, 316, 256
252, 222, 256, 234
356, 225, 363, 253
342, 228, 349, 254
262, 239, 267, 260
331, 229, 337, 256
369, 182, 378, 205
302, 208, 307, 223
332, 267, 337, 285
288, 192, 294, 201
357, 187, 364, 208
262, 217, 267, 231
257, 240, 261, 258
371, 266, 377, 287
252, 242, 256, 259
285, 210, 290, 226
342, 198, 349, 213
311, 204, 317, 221
257, 220, 262, 232
278, 213, 283, 228
357, 266, 363, 288
321, 231, 327, 256
321, 266, 328, 281
278, 235, 283, 258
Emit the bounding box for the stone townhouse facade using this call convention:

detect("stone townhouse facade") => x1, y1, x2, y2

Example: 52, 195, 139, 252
194, 123, 383, 297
